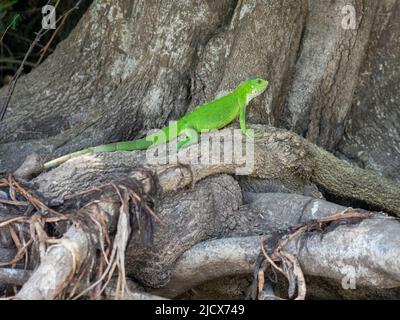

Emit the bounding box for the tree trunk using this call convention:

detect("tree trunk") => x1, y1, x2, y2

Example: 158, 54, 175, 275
1, 0, 399, 299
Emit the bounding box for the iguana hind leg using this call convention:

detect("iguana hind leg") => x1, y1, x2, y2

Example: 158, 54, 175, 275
177, 127, 199, 150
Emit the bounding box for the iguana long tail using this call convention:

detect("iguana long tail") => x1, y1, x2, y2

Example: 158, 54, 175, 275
43, 137, 153, 169
43, 125, 178, 170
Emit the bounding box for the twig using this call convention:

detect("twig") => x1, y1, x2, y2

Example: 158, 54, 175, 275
259, 237, 284, 275
14, 174, 159, 300
0, 28, 46, 121
0, 239, 33, 267
35, 14, 67, 66
0, 198, 29, 206
0, 14, 21, 43
0, 0, 83, 122
0, 216, 28, 228
6, 176, 62, 216
0, 59, 37, 68
258, 208, 372, 300
5, 32, 49, 49
0, 42, 14, 58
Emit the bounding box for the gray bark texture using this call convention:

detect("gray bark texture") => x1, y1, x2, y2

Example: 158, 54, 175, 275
338, 0, 400, 182
0, 0, 400, 299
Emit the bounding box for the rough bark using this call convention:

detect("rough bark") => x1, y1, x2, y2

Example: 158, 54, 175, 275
338, 0, 400, 183
283, 0, 378, 150
1, 1, 396, 182
1, 0, 236, 171
11, 169, 400, 298
1, 0, 305, 173
11, 126, 399, 297
31, 126, 400, 216
0, 0, 399, 299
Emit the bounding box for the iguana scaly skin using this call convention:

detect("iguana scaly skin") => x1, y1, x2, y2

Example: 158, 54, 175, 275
44, 78, 268, 169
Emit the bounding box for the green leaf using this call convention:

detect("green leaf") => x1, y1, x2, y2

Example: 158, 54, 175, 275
7, 12, 21, 30
0, 0, 18, 12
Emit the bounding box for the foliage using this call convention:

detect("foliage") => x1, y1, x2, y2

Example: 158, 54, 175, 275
0, 0, 92, 85
0, 0, 22, 32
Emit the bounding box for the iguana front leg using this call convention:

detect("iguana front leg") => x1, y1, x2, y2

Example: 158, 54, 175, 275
239, 97, 252, 137
239, 98, 261, 139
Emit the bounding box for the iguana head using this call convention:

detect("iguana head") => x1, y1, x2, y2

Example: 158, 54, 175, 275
241, 78, 269, 102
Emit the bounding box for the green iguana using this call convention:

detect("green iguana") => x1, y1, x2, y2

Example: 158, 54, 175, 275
44, 78, 269, 169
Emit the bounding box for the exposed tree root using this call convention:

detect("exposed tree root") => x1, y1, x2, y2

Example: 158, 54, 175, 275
28, 125, 400, 217
0, 268, 32, 286
151, 237, 260, 298
1, 176, 400, 299
254, 209, 372, 300
148, 207, 398, 300
146, 210, 372, 300
105, 279, 168, 300
1, 125, 400, 299
1, 173, 161, 299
